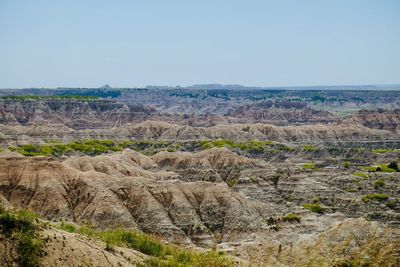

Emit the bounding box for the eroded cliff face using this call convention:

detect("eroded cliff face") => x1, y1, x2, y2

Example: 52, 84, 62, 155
1, 98, 400, 143
350, 109, 400, 132
1, 120, 397, 146
227, 101, 336, 125
0, 99, 156, 128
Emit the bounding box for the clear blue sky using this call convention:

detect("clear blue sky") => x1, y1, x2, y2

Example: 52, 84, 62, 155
0, 0, 399, 88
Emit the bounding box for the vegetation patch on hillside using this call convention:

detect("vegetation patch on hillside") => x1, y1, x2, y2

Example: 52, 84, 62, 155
282, 214, 301, 223
0, 208, 44, 267
10, 140, 175, 157
303, 203, 325, 214
361, 193, 389, 203
303, 145, 317, 152
302, 163, 319, 171
9, 139, 290, 157
374, 179, 385, 188
9, 140, 122, 157
352, 172, 368, 179
363, 162, 399, 173
57, 222, 232, 266
372, 149, 399, 154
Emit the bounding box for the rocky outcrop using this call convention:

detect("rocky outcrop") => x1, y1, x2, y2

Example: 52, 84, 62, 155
1, 120, 396, 146
350, 109, 400, 132
116, 121, 396, 142
0, 99, 156, 128
227, 101, 336, 125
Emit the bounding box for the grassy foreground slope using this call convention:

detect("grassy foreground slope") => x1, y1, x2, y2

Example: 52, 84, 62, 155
0, 207, 232, 267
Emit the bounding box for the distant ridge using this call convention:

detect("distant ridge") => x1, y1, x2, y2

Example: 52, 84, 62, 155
2, 83, 400, 91
185, 84, 400, 91
100, 84, 112, 89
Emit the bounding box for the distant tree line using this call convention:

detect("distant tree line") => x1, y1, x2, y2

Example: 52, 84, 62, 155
58, 89, 121, 98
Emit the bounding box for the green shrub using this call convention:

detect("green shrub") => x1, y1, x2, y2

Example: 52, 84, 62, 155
303, 145, 316, 152
12, 138, 289, 159
57, 220, 77, 233
303, 204, 325, 214
226, 178, 238, 188
343, 161, 350, 169
352, 172, 368, 179
12, 139, 124, 157
98, 229, 164, 256
271, 172, 281, 189
346, 188, 358, 193
77, 224, 97, 237
72, 227, 232, 266
282, 214, 301, 223
302, 163, 318, 170
374, 180, 385, 188
0, 209, 43, 267
69, 140, 122, 156
16, 232, 43, 267
312, 197, 320, 203
364, 164, 397, 173
105, 242, 114, 252
12, 139, 282, 158
372, 149, 396, 153
279, 145, 295, 152
249, 176, 258, 184
386, 201, 396, 209
362, 193, 389, 203
388, 161, 399, 171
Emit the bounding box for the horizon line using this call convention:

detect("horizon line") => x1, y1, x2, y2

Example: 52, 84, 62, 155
1, 83, 400, 91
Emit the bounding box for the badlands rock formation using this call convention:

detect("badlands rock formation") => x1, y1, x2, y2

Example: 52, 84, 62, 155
1, 146, 399, 266
1, 92, 400, 266
0, 98, 156, 128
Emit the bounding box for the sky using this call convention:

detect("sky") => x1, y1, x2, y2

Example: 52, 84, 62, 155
0, 0, 399, 88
